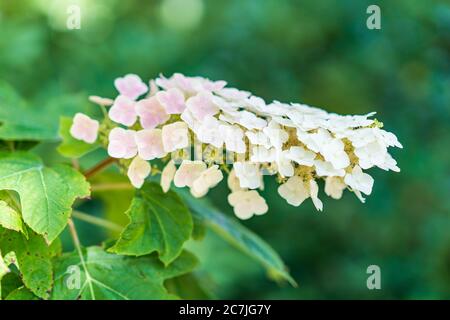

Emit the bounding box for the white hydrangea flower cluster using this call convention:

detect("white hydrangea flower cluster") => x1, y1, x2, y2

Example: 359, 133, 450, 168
70, 73, 402, 220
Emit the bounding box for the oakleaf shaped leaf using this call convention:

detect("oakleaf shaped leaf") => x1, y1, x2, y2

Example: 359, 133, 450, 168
57, 117, 99, 158
0, 227, 61, 299
51, 247, 198, 300
0, 200, 24, 233
5, 286, 39, 300
180, 191, 296, 286
0, 152, 90, 242
109, 183, 193, 265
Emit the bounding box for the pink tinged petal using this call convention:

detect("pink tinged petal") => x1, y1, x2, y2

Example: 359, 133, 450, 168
135, 129, 166, 160
148, 80, 160, 97
114, 74, 148, 100
162, 121, 189, 153
161, 160, 176, 193
108, 95, 137, 126
173, 73, 195, 92
156, 88, 186, 114
186, 91, 219, 121
135, 97, 170, 129
218, 88, 251, 101
127, 156, 151, 188
173, 160, 206, 188
89, 96, 114, 106
107, 127, 137, 159
70, 113, 99, 144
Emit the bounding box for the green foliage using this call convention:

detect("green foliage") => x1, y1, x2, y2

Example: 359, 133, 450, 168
0, 82, 89, 141
110, 183, 193, 265
0, 195, 24, 233
0, 227, 61, 299
5, 286, 39, 300
0, 152, 90, 243
0, 0, 448, 300
51, 247, 197, 300
57, 117, 100, 158
181, 191, 295, 285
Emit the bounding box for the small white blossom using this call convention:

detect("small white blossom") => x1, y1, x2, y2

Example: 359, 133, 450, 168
227, 169, 243, 192
245, 130, 271, 148
88, 96, 114, 106
186, 91, 219, 121
109, 95, 137, 127
236, 111, 267, 130
70, 113, 99, 144
173, 160, 207, 188
250, 146, 276, 163
314, 159, 345, 177
191, 165, 224, 198
324, 177, 347, 199
378, 153, 400, 172
228, 190, 268, 220
127, 156, 151, 188
107, 127, 137, 159
263, 120, 289, 149
285, 146, 316, 166
278, 177, 322, 211
218, 87, 251, 101
160, 160, 176, 193
195, 116, 224, 148
277, 176, 309, 207
275, 150, 295, 177
135, 129, 166, 160
344, 166, 374, 195
162, 121, 189, 152
156, 88, 186, 114
233, 162, 262, 189
222, 124, 246, 154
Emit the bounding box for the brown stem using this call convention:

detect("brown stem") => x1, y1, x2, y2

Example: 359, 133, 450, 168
91, 183, 133, 192
67, 219, 82, 250
84, 157, 117, 179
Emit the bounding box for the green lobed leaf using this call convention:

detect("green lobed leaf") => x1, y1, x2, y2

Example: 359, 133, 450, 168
179, 191, 296, 286
51, 247, 198, 300
0, 152, 90, 242
0, 251, 9, 294
90, 172, 134, 230
0, 141, 39, 152
0, 227, 61, 299
1, 272, 23, 299
0, 199, 24, 233
165, 273, 214, 299
5, 286, 39, 300
0, 81, 92, 141
57, 117, 99, 158
109, 182, 193, 265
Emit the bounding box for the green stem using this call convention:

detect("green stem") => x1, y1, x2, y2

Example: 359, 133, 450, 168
67, 219, 96, 299
72, 210, 123, 232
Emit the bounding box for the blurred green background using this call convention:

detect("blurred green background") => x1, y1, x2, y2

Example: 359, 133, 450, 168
1, 0, 449, 299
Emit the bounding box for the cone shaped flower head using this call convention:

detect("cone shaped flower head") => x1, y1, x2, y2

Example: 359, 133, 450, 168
71, 73, 402, 220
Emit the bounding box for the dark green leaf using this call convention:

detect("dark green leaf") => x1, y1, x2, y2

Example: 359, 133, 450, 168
0, 152, 90, 242
0, 227, 61, 299
5, 286, 39, 300
109, 182, 193, 265
51, 247, 198, 300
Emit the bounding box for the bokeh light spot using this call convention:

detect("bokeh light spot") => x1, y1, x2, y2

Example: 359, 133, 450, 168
159, 0, 204, 31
